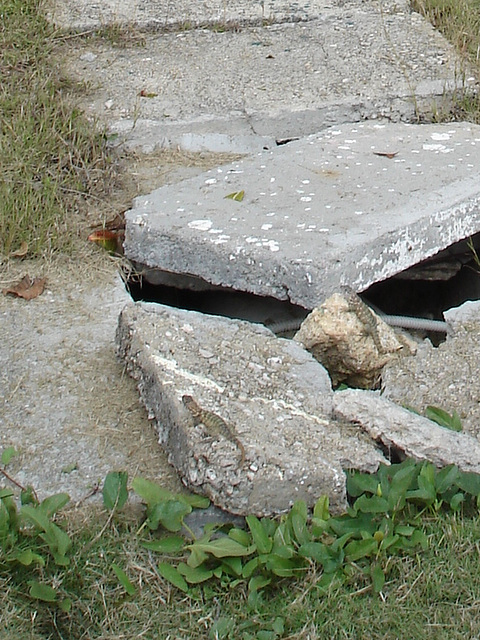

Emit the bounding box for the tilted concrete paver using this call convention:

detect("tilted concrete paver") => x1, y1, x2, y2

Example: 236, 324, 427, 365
125, 121, 480, 308
59, 1, 470, 153
116, 302, 387, 515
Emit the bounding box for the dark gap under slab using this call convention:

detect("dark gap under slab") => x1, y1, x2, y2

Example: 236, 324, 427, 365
125, 232, 480, 342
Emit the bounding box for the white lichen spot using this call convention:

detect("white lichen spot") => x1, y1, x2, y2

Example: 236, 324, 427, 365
188, 219, 213, 231
211, 235, 230, 244
423, 143, 453, 153
263, 240, 280, 252
266, 212, 276, 217
208, 228, 224, 234
431, 132, 451, 141
245, 236, 259, 243
300, 196, 312, 202
301, 179, 310, 184
261, 223, 273, 230
204, 178, 217, 185
270, 177, 276, 183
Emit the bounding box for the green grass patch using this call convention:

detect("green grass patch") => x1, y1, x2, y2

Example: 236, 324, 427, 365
0, 0, 111, 258
412, 0, 480, 122
2, 461, 480, 639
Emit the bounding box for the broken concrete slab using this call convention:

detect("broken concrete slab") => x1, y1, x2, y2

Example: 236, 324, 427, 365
59, 0, 471, 153
116, 302, 387, 516
383, 301, 480, 440
333, 388, 480, 474
125, 121, 480, 307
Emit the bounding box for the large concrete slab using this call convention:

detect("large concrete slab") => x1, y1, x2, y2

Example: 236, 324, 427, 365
116, 302, 387, 515
57, 0, 471, 153
125, 121, 480, 307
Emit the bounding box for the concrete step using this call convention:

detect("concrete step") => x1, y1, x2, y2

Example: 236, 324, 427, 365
124, 121, 480, 306
56, 0, 472, 153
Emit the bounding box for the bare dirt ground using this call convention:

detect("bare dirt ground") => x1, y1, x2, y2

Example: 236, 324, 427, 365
0, 148, 241, 505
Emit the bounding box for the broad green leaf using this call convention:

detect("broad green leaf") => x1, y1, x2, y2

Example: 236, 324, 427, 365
103, 471, 128, 511
425, 406, 462, 431
346, 471, 379, 497
289, 501, 310, 545
21, 504, 51, 531
187, 544, 209, 568
112, 563, 136, 595
345, 537, 378, 562
16, 549, 45, 567
246, 515, 273, 554
228, 527, 252, 547
379, 534, 400, 552
313, 495, 330, 520
181, 494, 210, 509
132, 477, 177, 506
455, 471, 480, 497
0, 488, 14, 500
264, 554, 302, 577
371, 563, 385, 593
394, 525, 415, 536
221, 556, 243, 576
298, 542, 330, 564
147, 500, 191, 532
40, 522, 72, 557
133, 476, 204, 510
224, 190, 244, 201
39, 493, 70, 517
141, 536, 185, 553
436, 465, 460, 494
189, 537, 255, 558
177, 562, 214, 584
1, 447, 18, 465
28, 581, 57, 602
450, 492, 465, 511
352, 493, 390, 515
387, 460, 419, 511
248, 575, 271, 593
242, 556, 260, 578
157, 562, 189, 592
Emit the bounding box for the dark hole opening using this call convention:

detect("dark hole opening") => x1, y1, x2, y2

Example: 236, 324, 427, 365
125, 233, 480, 342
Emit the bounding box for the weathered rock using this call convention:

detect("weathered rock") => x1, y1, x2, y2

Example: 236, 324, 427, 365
294, 291, 414, 389
333, 388, 480, 473
116, 302, 387, 516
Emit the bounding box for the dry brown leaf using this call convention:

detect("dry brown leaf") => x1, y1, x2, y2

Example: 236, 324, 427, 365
373, 151, 398, 159
9, 241, 29, 258
3, 275, 46, 300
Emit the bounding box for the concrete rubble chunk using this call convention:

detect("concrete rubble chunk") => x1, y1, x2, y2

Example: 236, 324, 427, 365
332, 388, 480, 474
294, 290, 414, 389
116, 302, 388, 516
124, 122, 480, 308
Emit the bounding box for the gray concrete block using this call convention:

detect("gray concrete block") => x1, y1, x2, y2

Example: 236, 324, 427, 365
116, 302, 387, 515
58, 1, 470, 152
125, 122, 480, 307
333, 388, 480, 473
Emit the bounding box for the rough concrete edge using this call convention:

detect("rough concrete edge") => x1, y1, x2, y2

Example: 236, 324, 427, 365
332, 388, 480, 473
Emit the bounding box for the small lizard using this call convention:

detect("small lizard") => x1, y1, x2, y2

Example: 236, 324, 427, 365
341, 286, 386, 354
182, 395, 245, 466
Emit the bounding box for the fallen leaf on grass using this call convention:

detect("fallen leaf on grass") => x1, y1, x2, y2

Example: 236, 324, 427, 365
87, 229, 124, 254
9, 241, 29, 258
3, 275, 46, 300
